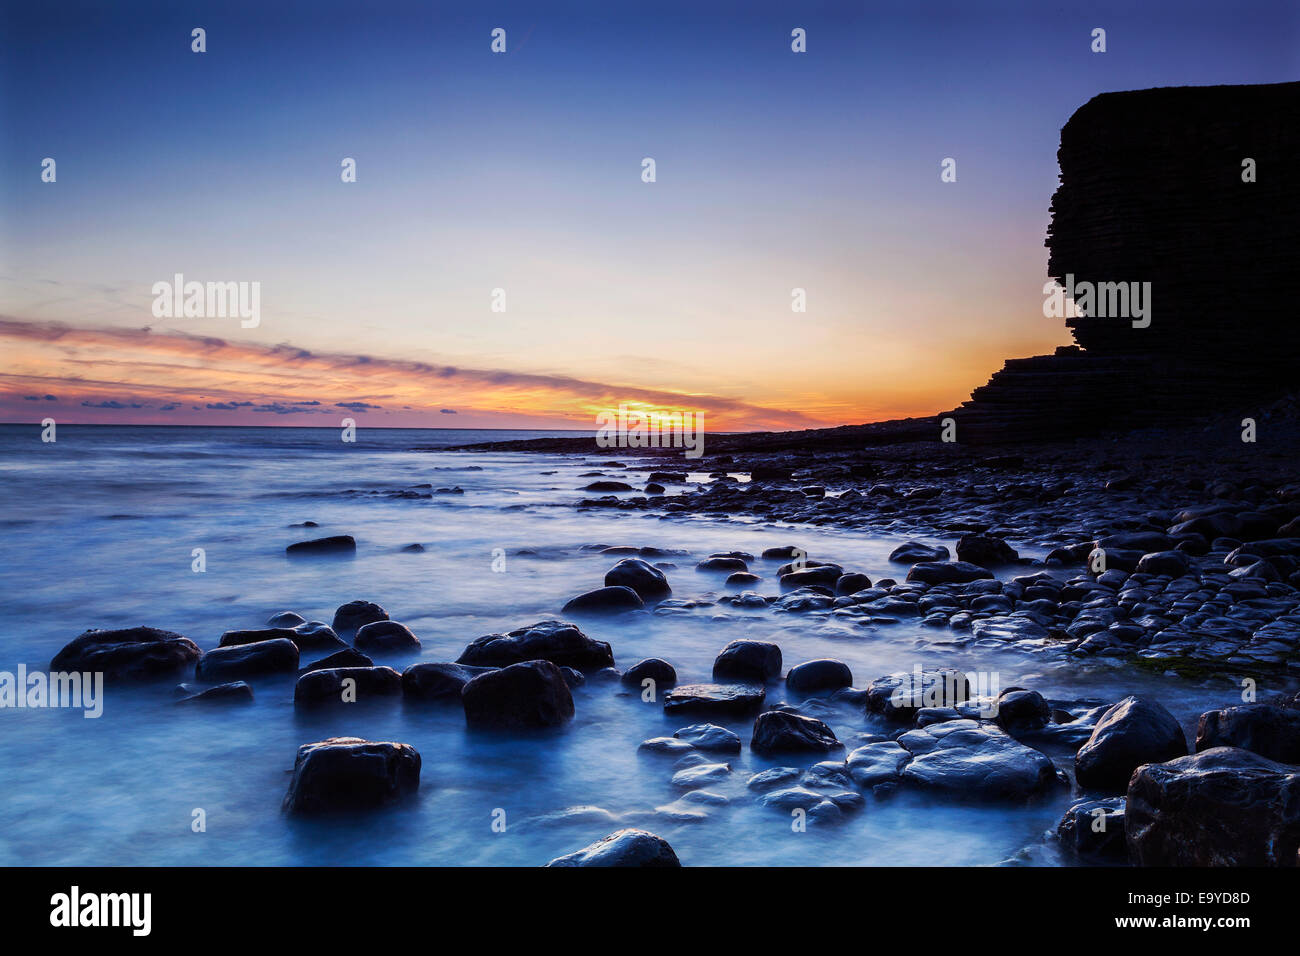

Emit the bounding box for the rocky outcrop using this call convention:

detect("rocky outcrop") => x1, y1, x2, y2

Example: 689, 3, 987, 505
461, 660, 575, 729
50, 626, 201, 681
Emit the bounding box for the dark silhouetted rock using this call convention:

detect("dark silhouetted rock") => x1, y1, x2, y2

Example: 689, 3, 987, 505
865, 668, 971, 723
176, 681, 253, 705
354, 620, 421, 650
456, 620, 614, 672
1195, 697, 1300, 763
889, 541, 950, 564
293, 666, 402, 707
50, 626, 201, 681
713, 639, 782, 682
786, 659, 853, 695
562, 585, 644, 614
1075, 696, 1188, 793
663, 682, 766, 717
1127, 746, 1300, 866
898, 719, 1061, 799
286, 535, 356, 556
300, 647, 373, 673
906, 561, 994, 585
621, 658, 677, 688
331, 600, 388, 635
545, 828, 680, 867
604, 557, 671, 600
1058, 797, 1127, 862
751, 710, 841, 755
462, 660, 575, 729
282, 736, 420, 814
401, 662, 494, 701
195, 638, 299, 682
956, 533, 1018, 567
673, 722, 742, 754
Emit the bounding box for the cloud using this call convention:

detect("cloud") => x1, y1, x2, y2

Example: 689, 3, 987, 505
336, 401, 381, 411
440, 408, 457, 414
81, 400, 146, 409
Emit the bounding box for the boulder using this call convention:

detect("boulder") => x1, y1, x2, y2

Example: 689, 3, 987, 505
785, 659, 853, 695
562, 585, 645, 614
50, 626, 200, 681
300, 647, 373, 673
1127, 747, 1300, 866
456, 620, 614, 671
195, 638, 299, 682
461, 660, 575, 729
281, 736, 420, 814
331, 600, 388, 635
293, 666, 402, 707
994, 689, 1051, 733
906, 561, 994, 585
956, 533, 1019, 567
889, 541, 950, 564
286, 535, 356, 556
354, 620, 421, 650
219, 626, 306, 648
1195, 698, 1300, 763
750, 711, 841, 755
835, 572, 872, 595
401, 662, 494, 701
604, 558, 671, 600
544, 829, 680, 867
712, 640, 782, 683
621, 658, 677, 689
865, 668, 971, 723
266, 611, 306, 627
1057, 797, 1127, 862
1134, 550, 1191, 577
673, 723, 742, 754
1075, 696, 1188, 793
898, 719, 1061, 799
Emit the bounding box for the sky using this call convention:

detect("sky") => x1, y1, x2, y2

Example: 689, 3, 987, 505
1, 0, 1297, 430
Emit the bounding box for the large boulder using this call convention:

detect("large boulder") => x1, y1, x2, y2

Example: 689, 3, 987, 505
562, 586, 644, 614
712, 640, 782, 683
544, 828, 680, 867
300, 647, 373, 673
286, 535, 356, 556
50, 626, 200, 680
195, 638, 299, 682
1075, 696, 1188, 793
293, 666, 402, 707
621, 658, 677, 689
1057, 797, 1127, 861
906, 561, 994, 585
401, 662, 494, 701
354, 620, 421, 650
461, 660, 575, 729
750, 711, 841, 755
1195, 696, 1300, 763
785, 659, 853, 695
456, 620, 614, 671
897, 719, 1061, 799
331, 600, 388, 635
955, 533, 1019, 567
604, 558, 671, 601
865, 668, 971, 723
281, 736, 420, 814
1126, 747, 1300, 866
889, 541, 950, 564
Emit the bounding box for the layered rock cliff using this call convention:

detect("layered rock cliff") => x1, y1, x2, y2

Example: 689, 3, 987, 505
953, 81, 1300, 443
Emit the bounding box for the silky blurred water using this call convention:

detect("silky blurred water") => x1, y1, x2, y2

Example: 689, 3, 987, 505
0, 424, 1250, 865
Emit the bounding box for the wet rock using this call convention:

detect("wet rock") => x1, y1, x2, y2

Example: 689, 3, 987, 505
779, 565, 843, 590
1195, 697, 1300, 763
294, 666, 402, 707
282, 736, 420, 814
846, 741, 910, 788
562, 585, 645, 614
545, 829, 680, 867
196, 638, 299, 682
1075, 696, 1188, 793
696, 556, 748, 572
865, 668, 971, 723
774, 588, 835, 612
785, 659, 853, 695
461, 660, 575, 729
889, 541, 950, 564
638, 737, 695, 755
898, 719, 1061, 799
286, 535, 356, 556
673, 722, 742, 754
621, 658, 677, 689
50, 626, 201, 681
835, 572, 872, 595
1127, 747, 1300, 866
291, 622, 348, 650
266, 611, 307, 627
354, 620, 421, 650
671, 761, 732, 789
300, 647, 373, 673
725, 571, 761, 588
994, 689, 1051, 734
176, 681, 253, 705
604, 557, 671, 601
457, 620, 614, 671
331, 600, 388, 635
664, 682, 766, 717
1058, 797, 1127, 862
956, 533, 1019, 567
219, 626, 301, 648
751, 711, 841, 755
1134, 550, 1191, 577
644, 483, 665, 495
761, 545, 804, 560
906, 561, 994, 585
712, 640, 782, 683
401, 661, 493, 701
400, 543, 426, 553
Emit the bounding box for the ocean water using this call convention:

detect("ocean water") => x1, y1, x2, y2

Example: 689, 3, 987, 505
0, 424, 1247, 866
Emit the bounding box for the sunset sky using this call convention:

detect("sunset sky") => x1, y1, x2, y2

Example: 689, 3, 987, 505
2, 0, 1296, 430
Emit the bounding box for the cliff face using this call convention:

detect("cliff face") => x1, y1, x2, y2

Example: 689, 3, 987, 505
954, 82, 1300, 443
